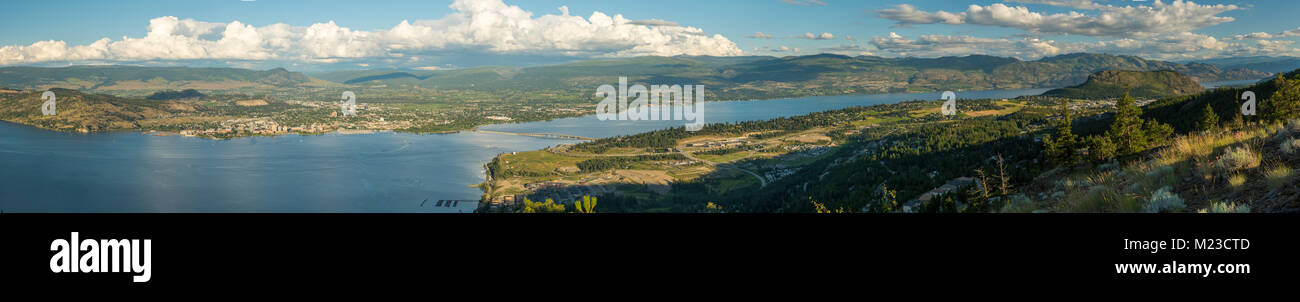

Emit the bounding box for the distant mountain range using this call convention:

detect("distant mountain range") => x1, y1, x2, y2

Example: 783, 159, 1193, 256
1184, 56, 1300, 76
0, 66, 331, 92
0, 53, 1275, 100
310, 53, 1270, 96
1042, 70, 1204, 99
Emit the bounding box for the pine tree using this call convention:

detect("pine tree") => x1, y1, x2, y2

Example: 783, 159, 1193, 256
1230, 91, 1245, 128
1266, 73, 1299, 122
1198, 103, 1219, 132
1110, 92, 1146, 155
1086, 135, 1117, 162
1102, 92, 1172, 157
1142, 119, 1173, 144
1044, 103, 1079, 165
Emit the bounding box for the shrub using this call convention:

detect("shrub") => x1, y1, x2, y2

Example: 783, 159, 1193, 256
1214, 146, 1260, 172
1227, 173, 1247, 189
1072, 185, 1141, 213
517, 198, 567, 213
1266, 165, 1293, 189
1271, 121, 1293, 138
1154, 132, 1218, 166
1142, 165, 1177, 191
1282, 137, 1300, 155
1198, 201, 1251, 213
1143, 186, 1185, 213
999, 194, 1036, 213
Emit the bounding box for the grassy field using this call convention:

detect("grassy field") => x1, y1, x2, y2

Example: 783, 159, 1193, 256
497, 150, 585, 176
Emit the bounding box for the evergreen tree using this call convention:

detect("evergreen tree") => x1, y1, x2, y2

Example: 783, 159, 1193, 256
1086, 135, 1117, 162
1266, 73, 1299, 122
1230, 91, 1245, 128
1109, 92, 1146, 155
1142, 119, 1173, 144
1101, 92, 1173, 157
1044, 103, 1078, 165
1198, 103, 1219, 132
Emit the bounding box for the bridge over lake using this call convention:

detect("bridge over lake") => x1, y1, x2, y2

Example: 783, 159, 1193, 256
471, 129, 595, 141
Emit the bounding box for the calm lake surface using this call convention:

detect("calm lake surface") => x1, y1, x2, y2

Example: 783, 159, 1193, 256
1, 87, 1061, 212
1202, 78, 1265, 89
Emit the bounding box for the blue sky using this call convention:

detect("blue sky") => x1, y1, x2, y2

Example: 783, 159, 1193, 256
2, 0, 1298, 70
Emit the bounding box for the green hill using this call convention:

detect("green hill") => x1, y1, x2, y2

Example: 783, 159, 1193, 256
0, 66, 329, 92
1041, 70, 1205, 99
0, 89, 183, 132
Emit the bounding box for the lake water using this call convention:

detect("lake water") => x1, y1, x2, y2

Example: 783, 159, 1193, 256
0, 87, 1055, 212
1202, 78, 1266, 89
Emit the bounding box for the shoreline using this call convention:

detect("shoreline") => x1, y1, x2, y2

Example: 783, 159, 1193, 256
1, 77, 1258, 141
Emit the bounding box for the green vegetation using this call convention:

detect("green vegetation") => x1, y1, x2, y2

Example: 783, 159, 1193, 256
486, 96, 1052, 213
318, 53, 1265, 101
4, 54, 1295, 213
1265, 165, 1293, 189
1283, 137, 1300, 155
0, 53, 1277, 139
517, 198, 567, 213
1043, 103, 1079, 165
1198, 103, 1220, 132
575, 154, 688, 172
1079, 92, 1173, 160
1042, 70, 1204, 99
1200, 201, 1251, 213
575, 196, 598, 214
147, 89, 206, 100
1214, 146, 1261, 172
1143, 186, 1186, 213
1264, 73, 1300, 122
487, 66, 1300, 213
0, 66, 319, 91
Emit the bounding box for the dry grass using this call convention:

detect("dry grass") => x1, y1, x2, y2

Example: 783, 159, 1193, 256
1282, 137, 1300, 155
1266, 165, 1293, 189
1041, 118, 1299, 213
1227, 173, 1247, 190
1152, 130, 1257, 167
1199, 201, 1251, 213
1213, 146, 1261, 172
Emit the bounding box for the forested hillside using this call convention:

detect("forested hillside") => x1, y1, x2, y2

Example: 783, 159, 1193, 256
1043, 70, 1204, 99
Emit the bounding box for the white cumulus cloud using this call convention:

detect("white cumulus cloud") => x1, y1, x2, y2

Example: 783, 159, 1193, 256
0, 0, 742, 66
866, 31, 1260, 61
798, 32, 835, 40
875, 0, 1238, 38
